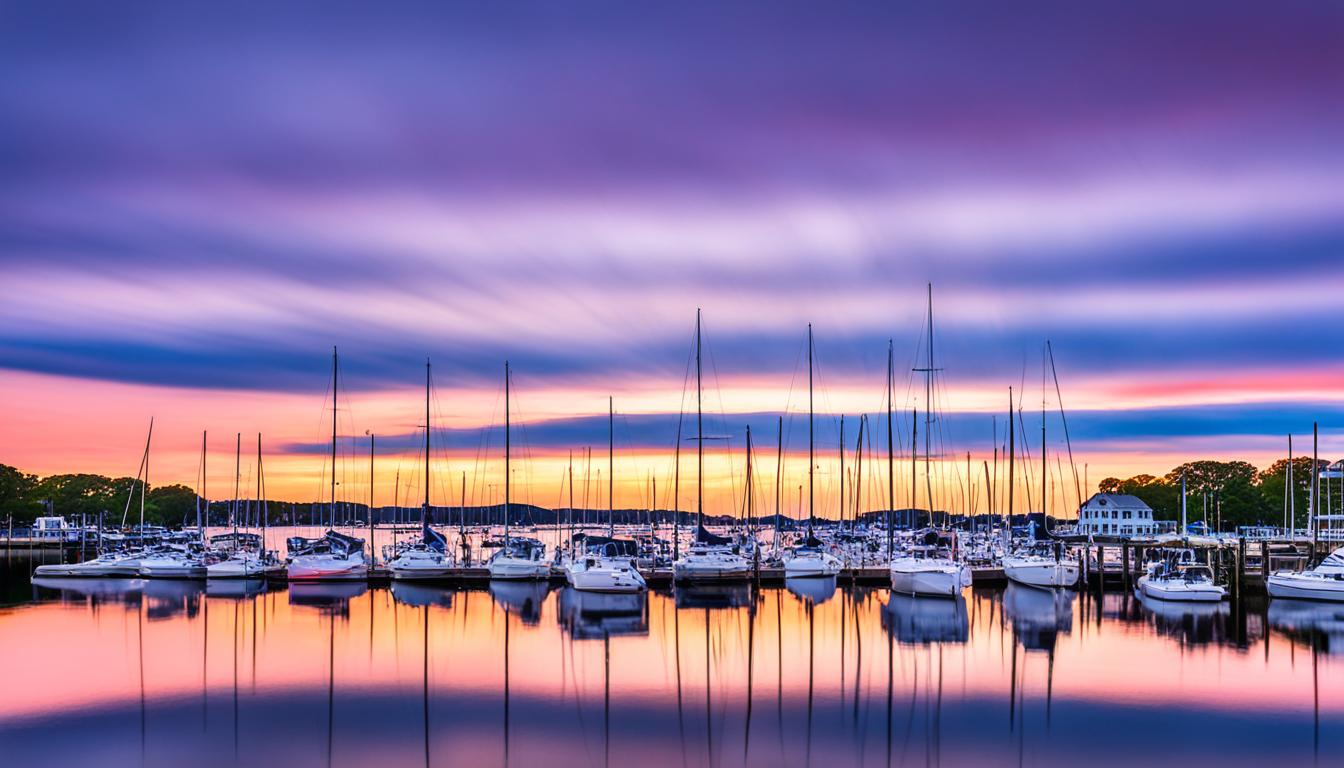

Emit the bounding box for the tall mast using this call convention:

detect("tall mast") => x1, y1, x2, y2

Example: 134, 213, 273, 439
673, 419, 681, 558
745, 426, 754, 532
886, 340, 894, 557
775, 416, 783, 552
331, 347, 338, 530
256, 434, 262, 533
198, 430, 207, 538
368, 432, 375, 529
839, 415, 845, 528
424, 359, 431, 526
916, 285, 935, 526
696, 309, 704, 528
1041, 347, 1047, 521
568, 451, 574, 555
1007, 387, 1015, 535
911, 407, 917, 529
233, 432, 240, 539
608, 396, 614, 537
855, 416, 865, 532
141, 418, 153, 534
807, 324, 814, 534
259, 433, 267, 549
504, 361, 511, 540
1312, 422, 1319, 544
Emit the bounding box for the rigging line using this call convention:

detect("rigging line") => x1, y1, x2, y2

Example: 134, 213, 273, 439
1046, 341, 1083, 513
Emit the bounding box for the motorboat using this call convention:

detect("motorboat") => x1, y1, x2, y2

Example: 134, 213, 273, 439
286, 530, 368, 581
1135, 550, 1225, 602
672, 525, 751, 582
487, 537, 551, 580
564, 535, 646, 593
781, 533, 842, 578
1002, 542, 1080, 589
1267, 546, 1344, 602
889, 531, 970, 598
389, 525, 456, 580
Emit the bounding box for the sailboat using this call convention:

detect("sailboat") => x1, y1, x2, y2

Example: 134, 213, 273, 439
287, 348, 369, 581
566, 397, 647, 592
888, 287, 970, 597
487, 362, 551, 580
390, 360, 456, 579
37, 420, 157, 577
672, 310, 751, 582
142, 430, 212, 578
1002, 379, 1080, 589
783, 325, 842, 579
208, 433, 283, 578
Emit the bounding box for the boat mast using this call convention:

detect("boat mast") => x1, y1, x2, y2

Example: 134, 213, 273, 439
368, 432, 375, 530
917, 285, 934, 527
775, 415, 783, 553
1007, 387, 1014, 537
424, 359, 431, 527
855, 415, 865, 533
886, 340, 894, 557
331, 347, 338, 530
198, 430, 207, 539
911, 407, 917, 529
807, 324, 814, 536
673, 418, 681, 559
142, 418, 153, 535
231, 432, 240, 540
745, 425, 754, 534
608, 396, 614, 538
504, 361, 510, 541
256, 434, 262, 538
568, 451, 574, 556
839, 415, 845, 529
1041, 345, 1047, 524
696, 309, 703, 530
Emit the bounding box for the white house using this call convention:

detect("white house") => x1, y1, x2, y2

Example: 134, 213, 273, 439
1077, 493, 1158, 537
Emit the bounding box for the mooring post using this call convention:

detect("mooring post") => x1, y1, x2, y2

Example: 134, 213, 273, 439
1096, 546, 1107, 594
1121, 541, 1130, 591
1261, 540, 1270, 582
1079, 544, 1089, 592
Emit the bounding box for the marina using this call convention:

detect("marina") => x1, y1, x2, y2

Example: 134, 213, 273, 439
1, 549, 1339, 768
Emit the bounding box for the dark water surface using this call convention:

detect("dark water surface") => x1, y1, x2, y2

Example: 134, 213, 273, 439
0, 552, 1340, 768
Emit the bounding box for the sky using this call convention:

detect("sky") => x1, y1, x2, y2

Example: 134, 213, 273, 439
2, 2, 1342, 516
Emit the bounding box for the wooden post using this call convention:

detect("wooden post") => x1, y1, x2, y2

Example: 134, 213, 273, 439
1234, 538, 1245, 603
1095, 545, 1105, 593
1079, 543, 1089, 592
1121, 541, 1130, 591
1261, 540, 1270, 581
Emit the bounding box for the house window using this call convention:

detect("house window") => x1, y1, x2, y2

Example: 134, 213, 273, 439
1123, 510, 1131, 520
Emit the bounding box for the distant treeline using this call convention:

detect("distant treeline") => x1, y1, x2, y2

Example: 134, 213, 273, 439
0, 457, 1336, 530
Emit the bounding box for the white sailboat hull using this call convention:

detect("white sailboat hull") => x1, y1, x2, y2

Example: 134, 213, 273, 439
1136, 575, 1224, 602
566, 558, 646, 593
139, 555, 207, 578
207, 555, 278, 579
287, 553, 368, 581
672, 550, 751, 582
783, 551, 842, 578
1267, 571, 1344, 602
487, 555, 551, 580
1002, 557, 1079, 589
889, 559, 971, 598
389, 552, 455, 580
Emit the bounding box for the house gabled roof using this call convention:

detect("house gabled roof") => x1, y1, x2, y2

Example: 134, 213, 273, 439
1082, 493, 1152, 511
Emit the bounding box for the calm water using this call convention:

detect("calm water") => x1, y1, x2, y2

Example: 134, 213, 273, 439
0, 551, 1340, 768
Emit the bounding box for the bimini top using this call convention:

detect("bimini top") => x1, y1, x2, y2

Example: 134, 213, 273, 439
694, 525, 733, 546
574, 534, 639, 558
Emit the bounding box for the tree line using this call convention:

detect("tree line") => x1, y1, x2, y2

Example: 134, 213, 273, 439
2, 457, 1339, 531
1097, 458, 1339, 530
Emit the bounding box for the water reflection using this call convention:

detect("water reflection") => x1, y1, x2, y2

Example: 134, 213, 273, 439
1003, 585, 1074, 652
882, 594, 969, 645
2, 560, 1341, 768
784, 576, 838, 605
489, 580, 552, 625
